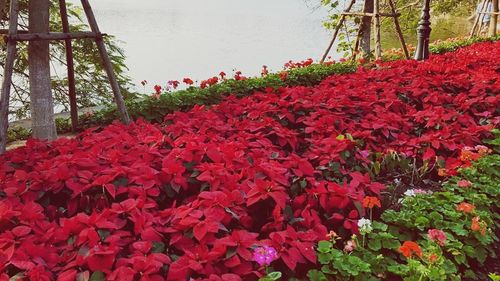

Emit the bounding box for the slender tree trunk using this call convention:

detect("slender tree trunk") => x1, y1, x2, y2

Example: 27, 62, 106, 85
360, 0, 374, 58
489, 0, 499, 36
0, 0, 6, 18
28, 0, 57, 140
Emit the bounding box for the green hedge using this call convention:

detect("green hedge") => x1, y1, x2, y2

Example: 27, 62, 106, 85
7, 35, 500, 143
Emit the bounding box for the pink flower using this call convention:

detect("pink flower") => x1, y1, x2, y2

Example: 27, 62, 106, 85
252, 246, 278, 266
457, 180, 472, 188
343, 240, 356, 252
427, 229, 447, 246
359, 150, 370, 158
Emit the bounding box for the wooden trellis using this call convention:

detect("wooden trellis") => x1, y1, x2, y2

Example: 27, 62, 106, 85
0, 0, 130, 152
470, 0, 499, 37
320, 0, 410, 63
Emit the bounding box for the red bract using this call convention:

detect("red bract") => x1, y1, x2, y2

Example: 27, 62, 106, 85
0, 42, 498, 280
183, 78, 194, 85
168, 80, 180, 89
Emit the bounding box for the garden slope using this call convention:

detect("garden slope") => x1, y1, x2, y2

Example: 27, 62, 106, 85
0, 41, 499, 280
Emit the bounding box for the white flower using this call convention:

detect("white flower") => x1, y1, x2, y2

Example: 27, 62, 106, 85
404, 189, 432, 197
404, 189, 416, 197
357, 218, 373, 234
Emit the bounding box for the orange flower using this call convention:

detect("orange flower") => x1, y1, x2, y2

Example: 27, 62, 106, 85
427, 253, 439, 263
475, 145, 491, 156
326, 230, 339, 240
279, 71, 288, 81
456, 202, 475, 214
471, 216, 487, 235
399, 241, 423, 258
438, 168, 447, 177
460, 149, 478, 162
362, 196, 381, 209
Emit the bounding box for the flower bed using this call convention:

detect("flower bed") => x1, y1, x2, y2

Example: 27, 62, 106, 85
6, 36, 499, 144
0, 41, 499, 280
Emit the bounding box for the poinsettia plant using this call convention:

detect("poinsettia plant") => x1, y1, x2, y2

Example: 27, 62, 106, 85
0, 41, 498, 280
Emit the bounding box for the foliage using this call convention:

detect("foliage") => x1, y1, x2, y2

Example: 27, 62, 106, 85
319, 0, 480, 56
0, 41, 498, 280
0, 0, 133, 119
310, 137, 499, 280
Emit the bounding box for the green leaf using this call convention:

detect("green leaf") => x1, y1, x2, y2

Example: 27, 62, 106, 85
415, 216, 430, 229
317, 240, 332, 253
89, 271, 105, 281
307, 270, 328, 281
318, 252, 332, 264
152, 241, 165, 253
382, 239, 400, 250
368, 238, 382, 251
267, 272, 282, 280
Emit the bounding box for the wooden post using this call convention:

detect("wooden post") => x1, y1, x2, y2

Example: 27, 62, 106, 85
351, 28, 363, 62
388, 0, 410, 59
477, 1, 488, 34
489, 0, 498, 36
59, 0, 78, 132
320, 0, 356, 63
0, 0, 19, 153
373, 0, 382, 60
470, 0, 488, 37
80, 0, 130, 124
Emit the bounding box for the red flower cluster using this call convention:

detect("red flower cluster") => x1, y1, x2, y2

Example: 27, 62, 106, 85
200, 76, 219, 89
234, 71, 246, 81
183, 78, 194, 85
0, 42, 499, 280
154, 85, 162, 94
168, 80, 180, 89
399, 241, 423, 258
284, 58, 314, 69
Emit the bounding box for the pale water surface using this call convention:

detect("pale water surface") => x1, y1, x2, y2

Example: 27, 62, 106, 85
71, 0, 469, 89
75, 0, 332, 88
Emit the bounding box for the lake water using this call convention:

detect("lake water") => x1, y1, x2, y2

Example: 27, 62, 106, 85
75, 0, 331, 88
71, 0, 469, 89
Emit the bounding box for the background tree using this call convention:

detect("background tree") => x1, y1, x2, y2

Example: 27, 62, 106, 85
320, 0, 479, 56
360, 0, 373, 58
28, 0, 57, 140
0, 0, 132, 121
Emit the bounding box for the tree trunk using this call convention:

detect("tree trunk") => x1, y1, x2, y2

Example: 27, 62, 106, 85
28, 0, 57, 140
489, 0, 499, 36
360, 0, 374, 58
0, 0, 6, 19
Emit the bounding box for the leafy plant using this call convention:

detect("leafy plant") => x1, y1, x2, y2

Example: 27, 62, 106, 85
309, 135, 499, 280
0, 41, 498, 280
